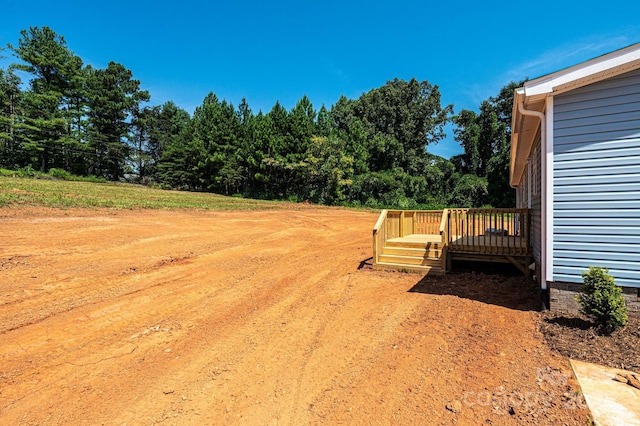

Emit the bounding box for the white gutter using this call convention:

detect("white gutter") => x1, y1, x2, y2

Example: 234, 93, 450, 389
517, 102, 548, 290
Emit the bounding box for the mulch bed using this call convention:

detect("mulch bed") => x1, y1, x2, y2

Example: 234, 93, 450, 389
538, 312, 640, 371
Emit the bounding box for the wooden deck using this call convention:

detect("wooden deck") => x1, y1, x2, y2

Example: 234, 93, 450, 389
372, 209, 533, 276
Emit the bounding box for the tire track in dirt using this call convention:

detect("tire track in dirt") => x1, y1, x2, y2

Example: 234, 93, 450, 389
0, 211, 309, 334
0, 209, 370, 424
105, 217, 370, 424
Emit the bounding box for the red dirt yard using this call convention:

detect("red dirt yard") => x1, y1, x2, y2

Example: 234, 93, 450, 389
0, 207, 589, 425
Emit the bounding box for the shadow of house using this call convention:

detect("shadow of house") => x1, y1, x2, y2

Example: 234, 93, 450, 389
542, 315, 594, 331
408, 264, 541, 312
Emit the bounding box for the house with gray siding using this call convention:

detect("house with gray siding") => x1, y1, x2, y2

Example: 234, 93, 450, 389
510, 43, 640, 313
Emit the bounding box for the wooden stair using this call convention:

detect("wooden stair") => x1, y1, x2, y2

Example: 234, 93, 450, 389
373, 240, 445, 275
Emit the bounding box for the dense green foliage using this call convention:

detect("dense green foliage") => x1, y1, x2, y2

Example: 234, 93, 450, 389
452, 82, 522, 207
0, 166, 106, 182
1, 26, 519, 208
577, 266, 628, 333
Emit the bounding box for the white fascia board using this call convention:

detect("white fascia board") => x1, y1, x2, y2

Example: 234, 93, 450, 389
510, 90, 522, 186
524, 43, 640, 96
511, 88, 526, 132
510, 88, 527, 186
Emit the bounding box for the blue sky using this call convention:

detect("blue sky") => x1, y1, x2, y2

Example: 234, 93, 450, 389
3, 1, 640, 158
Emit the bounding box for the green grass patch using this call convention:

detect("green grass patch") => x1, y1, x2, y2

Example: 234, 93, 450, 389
0, 176, 288, 211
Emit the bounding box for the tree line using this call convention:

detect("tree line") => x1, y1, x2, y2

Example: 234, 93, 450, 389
0, 26, 521, 208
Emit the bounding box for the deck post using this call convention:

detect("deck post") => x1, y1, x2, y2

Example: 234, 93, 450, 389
372, 210, 388, 265
439, 209, 449, 272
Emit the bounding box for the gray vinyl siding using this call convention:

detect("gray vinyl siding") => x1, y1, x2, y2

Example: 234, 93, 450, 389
531, 137, 542, 266
553, 68, 640, 288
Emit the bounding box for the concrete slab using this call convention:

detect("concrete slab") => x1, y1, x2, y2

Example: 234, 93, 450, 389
571, 359, 640, 426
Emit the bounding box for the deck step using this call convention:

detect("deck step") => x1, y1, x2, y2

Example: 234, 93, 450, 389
373, 262, 444, 275
381, 246, 442, 257
374, 233, 444, 273
385, 240, 442, 249
378, 253, 441, 266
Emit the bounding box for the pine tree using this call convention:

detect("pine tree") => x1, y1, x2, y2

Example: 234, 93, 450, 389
9, 26, 85, 172
85, 62, 149, 179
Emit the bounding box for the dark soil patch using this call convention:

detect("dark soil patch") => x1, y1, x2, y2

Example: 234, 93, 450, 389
539, 312, 640, 371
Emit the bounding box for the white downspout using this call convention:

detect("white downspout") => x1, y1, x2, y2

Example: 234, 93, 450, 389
517, 102, 547, 291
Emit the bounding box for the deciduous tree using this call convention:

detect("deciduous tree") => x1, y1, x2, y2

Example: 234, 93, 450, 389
453, 81, 524, 207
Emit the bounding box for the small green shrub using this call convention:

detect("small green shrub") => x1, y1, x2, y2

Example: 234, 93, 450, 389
48, 168, 72, 179
20, 166, 38, 177
577, 266, 628, 333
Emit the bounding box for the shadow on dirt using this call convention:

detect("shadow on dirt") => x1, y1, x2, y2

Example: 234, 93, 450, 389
358, 257, 373, 270
542, 315, 594, 330
408, 261, 542, 312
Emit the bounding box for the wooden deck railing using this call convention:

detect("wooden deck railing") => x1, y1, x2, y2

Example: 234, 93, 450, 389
380, 210, 444, 238
446, 208, 532, 256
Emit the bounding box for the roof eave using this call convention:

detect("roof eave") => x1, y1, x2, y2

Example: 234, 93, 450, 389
510, 89, 545, 187
523, 42, 640, 97
510, 42, 640, 187
510, 89, 525, 186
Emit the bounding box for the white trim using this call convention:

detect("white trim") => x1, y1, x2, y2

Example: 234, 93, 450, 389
541, 126, 547, 288
544, 96, 554, 285
524, 43, 640, 96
